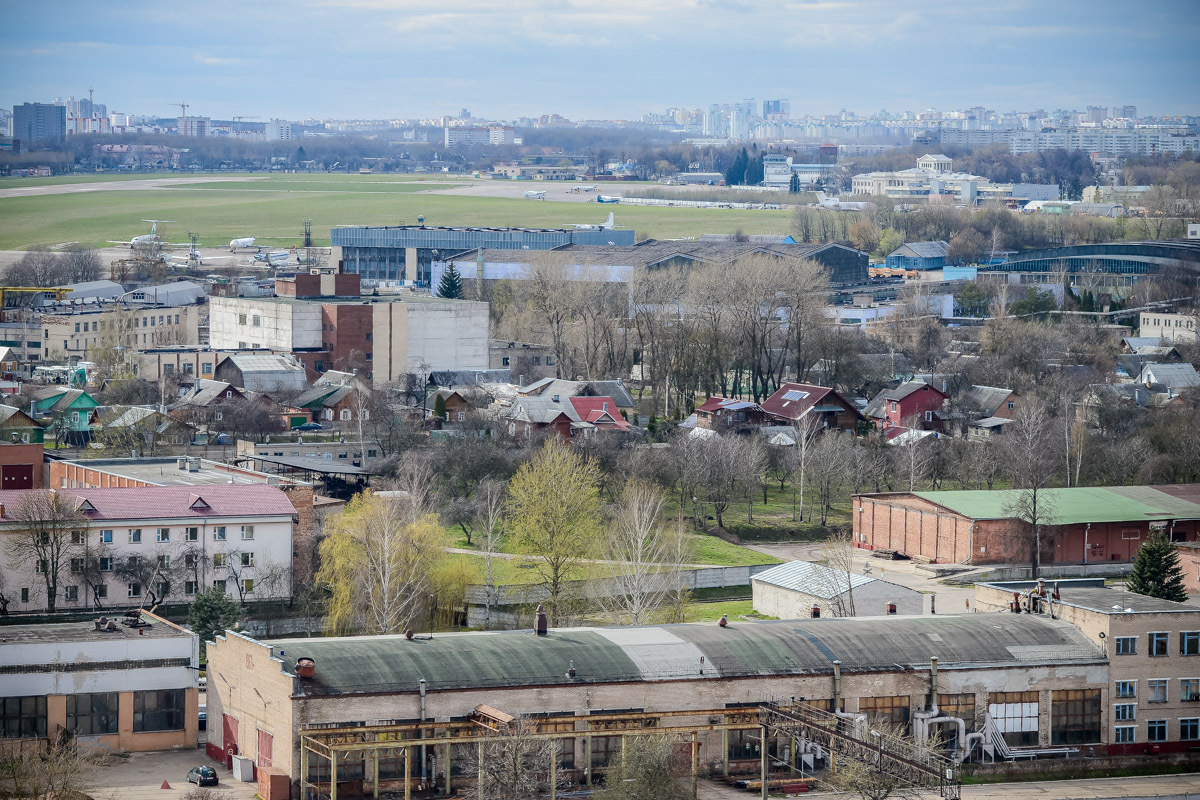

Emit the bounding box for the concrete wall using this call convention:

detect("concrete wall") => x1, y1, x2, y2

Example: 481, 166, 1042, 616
209, 298, 322, 351
42, 306, 201, 360
372, 299, 489, 384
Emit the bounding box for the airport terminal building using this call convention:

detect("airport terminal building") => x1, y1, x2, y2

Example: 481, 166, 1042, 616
331, 225, 637, 287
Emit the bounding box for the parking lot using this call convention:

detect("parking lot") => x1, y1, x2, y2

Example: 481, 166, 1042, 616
83, 747, 258, 800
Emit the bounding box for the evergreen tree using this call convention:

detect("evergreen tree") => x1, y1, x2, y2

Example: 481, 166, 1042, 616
188, 585, 242, 659
433, 392, 448, 420
1127, 532, 1188, 602
437, 262, 464, 299
724, 148, 749, 186
789, 172, 800, 193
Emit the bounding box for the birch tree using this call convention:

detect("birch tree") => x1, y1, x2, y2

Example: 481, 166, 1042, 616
601, 481, 691, 625
6, 491, 88, 612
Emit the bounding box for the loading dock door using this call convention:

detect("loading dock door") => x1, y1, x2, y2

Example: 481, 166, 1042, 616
2, 465, 33, 489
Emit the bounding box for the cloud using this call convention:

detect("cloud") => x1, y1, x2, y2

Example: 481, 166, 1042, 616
193, 54, 242, 66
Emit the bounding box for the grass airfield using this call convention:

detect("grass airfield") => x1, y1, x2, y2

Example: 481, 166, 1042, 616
0, 172, 794, 250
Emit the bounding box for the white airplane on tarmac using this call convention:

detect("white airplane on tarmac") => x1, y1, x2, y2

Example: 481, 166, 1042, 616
229, 236, 258, 252
573, 212, 615, 231
107, 220, 188, 248
523, 190, 547, 200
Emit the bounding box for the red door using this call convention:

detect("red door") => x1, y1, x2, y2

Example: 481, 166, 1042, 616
257, 728, 273, 769
222, 714, 239, 769
2, 465, 32, 489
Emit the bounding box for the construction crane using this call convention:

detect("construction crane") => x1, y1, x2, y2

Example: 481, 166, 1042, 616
0, 287, 72, 309
175, 102, 188, 119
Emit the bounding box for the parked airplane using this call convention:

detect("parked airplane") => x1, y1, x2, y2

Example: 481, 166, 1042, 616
523, 190, 547, 200
171, 248, 233, 267
254, 251, 292, 266
229, 236, 257, 252
107, 220, 187, 248
814, 193, 874, 212
596, 195, 620, 204
573, 212, 615, 231
569, 185, 598, 193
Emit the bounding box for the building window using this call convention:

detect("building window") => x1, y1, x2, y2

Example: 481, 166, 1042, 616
239, 314, 247, 325
1115, 681, 1136, 699
213, 579, 227, 592
35, 559, 48, 574
1148, 679, 1168, 703
66, 692, 119, 735
1051, 690, 1101, 745
71, 530, 86, 545
99, 557, 113, 572
213, 553, 227, 568
1150, 632, 1169, 657
95, 584, 107, 599
859, 695, 911, 731
590, 735, 623, 769
213, 526, 226, 541
133, 689, 185, 732
241, 525, 255, 541
1, 696, 47, 740
157, 555, 170, 569
1007, 401, 1014, 410
185, 580, 198, 595
100, 529, 113, 544
202, 362, 212, 374
128, 528, 142, 544
1183, 632, 1200, 656
1114, 726, 1136, 744
340, 409, 351, 421
988, 691, 1039, 747
241, 552, 255, 567
242, 578, 254, 594
252, 315, 261, 327
1182, 719, 1200, 741
501, 356, 510, 366
185, 527, 198, 542
127, 583, 141, 598
70, 557, 85, 574
1115, 636, 1137, 655
1147, 720, 1168, 742
1114, 704, 1135, 722
64, 585, 79, 601
1182, 679, 1200, 702
19, 588, 28, 603
156, 528, 170, 543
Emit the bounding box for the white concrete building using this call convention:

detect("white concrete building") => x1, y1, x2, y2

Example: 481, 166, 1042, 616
0, 484, 297, 615
1009, 129, 1200, 156
751, 560, 924, 618
266, 118, 293, 141
209, 296, 323, 351
0, 611, 200, 754
851, 154, 1058, 205
1139, 311, 1197, 344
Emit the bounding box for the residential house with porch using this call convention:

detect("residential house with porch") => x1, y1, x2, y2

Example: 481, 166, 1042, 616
504, 394, 630, 439
760, 383, 865, 434
31, 387, 98, 447
690, 397, 772, 433
0, 404, 44, 444
863, 381, 950, 434
167, 380, 246, 429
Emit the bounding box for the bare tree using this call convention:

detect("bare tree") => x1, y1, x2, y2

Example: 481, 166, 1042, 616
477, 478, 507, 629
0, 740, 93, 800
808, 433, 852, 526
1000, 404, 1060, 578
601, 481, 691, 625
817, 525, 859, 617
464, 719, 565, 800
783, 413, 822, 522
6, 491, 88, 612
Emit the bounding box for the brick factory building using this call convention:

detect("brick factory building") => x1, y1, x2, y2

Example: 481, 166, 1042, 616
852, 485, 1200, 566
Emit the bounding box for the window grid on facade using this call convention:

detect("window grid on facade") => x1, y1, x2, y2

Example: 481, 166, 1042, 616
66, 692, 119, 735
1114, 704, 1135, 722
1114, 726, 1136, 744
1150, 632, 1169, 657
133, 689, 185, 732
1051, 690, 1101, 745
1115, 681, 1136, 699
1, 696, 47, 740
1182, 719, 1200, 741
988, 691, 1039, 747
1182, 679, 1200, 702
1115, 636, 1137, 655
1148, 680, 1168, 703
859, 695, 911, 730
1147, 719, 1167, 742
1183, 632, 1200, 656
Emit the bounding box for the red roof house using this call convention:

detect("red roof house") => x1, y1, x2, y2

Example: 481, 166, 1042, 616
760, 383, 865, 433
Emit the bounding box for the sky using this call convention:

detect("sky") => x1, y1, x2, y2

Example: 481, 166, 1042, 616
2, 0, 1198, 122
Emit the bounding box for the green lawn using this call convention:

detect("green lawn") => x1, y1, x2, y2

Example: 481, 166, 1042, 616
0, 173, 794, 250
683, 599, 776, 622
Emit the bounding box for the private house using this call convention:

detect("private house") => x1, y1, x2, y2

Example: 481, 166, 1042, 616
428, 389, 476, 425
31, 387, 99, 447
567, 396, 632, 433
751, 560, 924, 619
504, 396, 574, 439
1137, 363, 1200, 398
214, 353, 308, 394
691, 397, 771, 432
759, 383, 864, 434
966, 416, 1014, 441
167, 379, 245, 427
884, 241, 950, 271
295, 383, 359, 426
0, 404, 44, 444
863, 381, 950, 431
99, 406, 196, 450
517, 378, 637, 411
0, 484, 298, 615
853, 484, 1200, 566
959, 385, 1018, 420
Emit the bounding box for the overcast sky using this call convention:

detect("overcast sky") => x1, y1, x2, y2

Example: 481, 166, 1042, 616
3, 0, 1197, 121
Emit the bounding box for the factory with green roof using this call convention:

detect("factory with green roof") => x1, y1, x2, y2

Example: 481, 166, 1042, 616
853, 484, 1200, 567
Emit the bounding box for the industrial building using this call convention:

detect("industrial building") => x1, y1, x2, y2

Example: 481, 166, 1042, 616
852, 484, 1200, 567
983, 241, 1200, 287
0, 610, 200, 756
434, 240, 869, 291
207, 609, 1118, 795
751, 560, 924, 618
330, 225, 637, 287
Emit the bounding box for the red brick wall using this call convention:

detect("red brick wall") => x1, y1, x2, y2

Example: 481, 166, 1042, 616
0, 443, 44, 489
322, 304, 372, 373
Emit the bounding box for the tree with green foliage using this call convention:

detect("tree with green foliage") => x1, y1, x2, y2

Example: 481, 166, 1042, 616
188, 585, 242, 659
724, 148, 749, 186
437, 262, 464, 299
789, 172, 800, 193
1009, 286, 1056, 317
506, 439, 602, 621
1128, 532, 1188, 603
433, 392, 447, 420
955, 282, 991, 317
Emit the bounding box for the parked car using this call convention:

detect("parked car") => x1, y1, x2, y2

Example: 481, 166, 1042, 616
295, 422, 323, 431
187, 766, 219, 787
198, 704, 207, 731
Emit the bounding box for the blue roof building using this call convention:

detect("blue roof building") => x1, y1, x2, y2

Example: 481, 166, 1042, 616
885, 240, 951, 271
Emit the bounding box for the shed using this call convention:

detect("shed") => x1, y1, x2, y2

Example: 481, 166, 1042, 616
751, 560, 923, 619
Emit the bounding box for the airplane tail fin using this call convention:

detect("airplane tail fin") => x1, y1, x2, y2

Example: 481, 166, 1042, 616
605, 212, 614, 227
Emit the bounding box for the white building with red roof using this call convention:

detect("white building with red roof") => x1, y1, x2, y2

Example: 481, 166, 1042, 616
0, 484, 297, 615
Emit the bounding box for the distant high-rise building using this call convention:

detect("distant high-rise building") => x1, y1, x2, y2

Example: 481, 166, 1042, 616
12, 103, 66, 143
1085, 106, 1108, 124
177, 116, 210, 137
763, 99, 790, 120
730, 104, 752, 140
266, 119, 293, 141
1119, 105, 1137, 120
702, 107, 728, 138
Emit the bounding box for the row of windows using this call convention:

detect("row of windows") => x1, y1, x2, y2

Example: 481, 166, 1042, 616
1114, 719, 1200, 744
237, 314, 262, 327
160, 362, 213, 377
1, 691, 185, 739
96, 525, 251, 544
59, 314, 181, 336
1113, 678, 1200, 703
1115, 631, 1200, 656
14, 577, 254, 604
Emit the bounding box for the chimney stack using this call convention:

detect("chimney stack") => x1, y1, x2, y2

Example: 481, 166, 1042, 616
534, 604, 548, 636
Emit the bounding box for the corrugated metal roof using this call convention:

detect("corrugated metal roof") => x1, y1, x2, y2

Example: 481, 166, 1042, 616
912, 485, 1200, 525
752, 561, 877, 598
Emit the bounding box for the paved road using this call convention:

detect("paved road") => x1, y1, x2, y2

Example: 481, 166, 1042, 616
0, 176, 263, 200
84, 746, 257, 800
745, 541, 976, 616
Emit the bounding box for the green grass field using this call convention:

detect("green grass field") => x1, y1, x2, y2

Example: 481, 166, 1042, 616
0, 172, 794, 250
